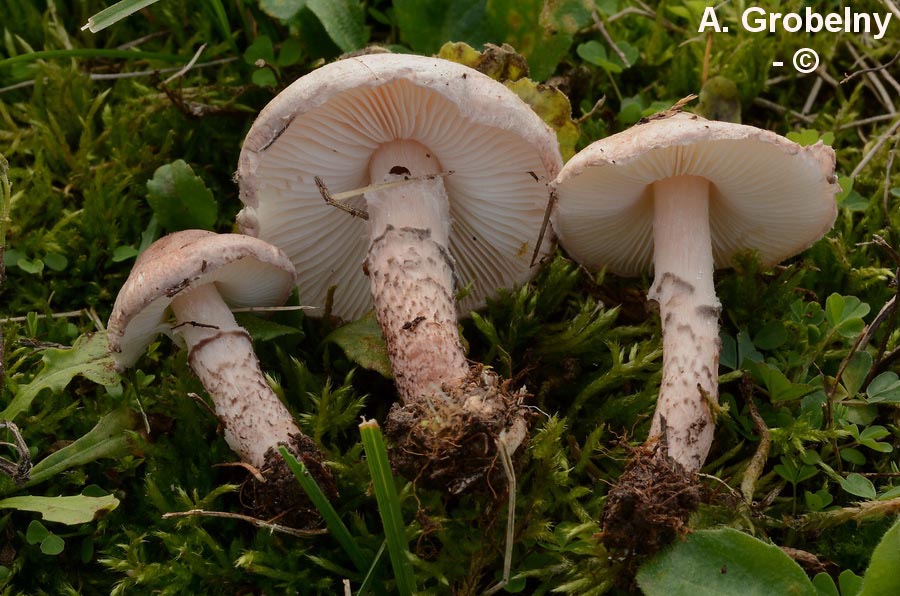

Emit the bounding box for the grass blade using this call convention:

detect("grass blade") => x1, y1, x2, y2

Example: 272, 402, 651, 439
82, 0, 163, 33
359, 419, 416, 596
279, 446, 369, 573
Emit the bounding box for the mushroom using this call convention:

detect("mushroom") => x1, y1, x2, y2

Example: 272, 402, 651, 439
108, 230, 335, 520
236, 53, 562, 492
553, 112, 838, 473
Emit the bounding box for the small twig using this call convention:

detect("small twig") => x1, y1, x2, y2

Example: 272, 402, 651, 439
0, 309, 86, 323
186, 391, 219, 421
0, 421, 32, 484
841, 49, 900, 85
850, 116, 900, 178
315, 176, 370, 220
531, 188, 557, 267
883, 149, 897, 241
230, 305, 319, 313
845, 43, 896, 113
162, 43, 206, 85
780, 547, 832, 575
576, 95, 606, 123
740, 375, 770, 504
483, 438, 516, 596
885, 0, 900, 20
697, 472, 742, 500
0, 57, 238, 95
591, 10, 630, 67
751, 98, 816, 124
87, 306, 106, 332
837, 113, 898, 131
162, 509, 328, 538
213, 461, 265, 483
802, 76, 823, 116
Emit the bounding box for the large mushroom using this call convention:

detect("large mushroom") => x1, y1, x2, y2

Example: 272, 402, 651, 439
551, 112, 838, 548
108, 230, 335, 522
236, 53, 562, 492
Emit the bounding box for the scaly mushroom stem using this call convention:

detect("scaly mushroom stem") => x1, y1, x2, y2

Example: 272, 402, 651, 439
170, 282, 302, 469
364, 140, 528, 493
365, 140, 470, 403
647, 175, 721, 472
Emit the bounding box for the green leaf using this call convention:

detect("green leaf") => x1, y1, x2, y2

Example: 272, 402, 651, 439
17, 257, 44, 275
146, 160, 218, 232
111, 245, 138, 262
40, 533, 65, 555
306, 0, 367, 53
637, 528, 817, 596
26, 520, 50, 544
812, 572, 839, 596
504, 78, 579, 161
42, 252, 67, 272
866, 372, 900, 404
18, 408, 137, 492
618, 95, 644, 125
843, 351, 874, 397
0, 333, 120, 421
858, 426, 892, 453
0, 494, 119, 525
840, 473, 876, 500
753, 321, 787, 350
234, 313, 303, 343
81, 0, 162, 33
359, 420, 415, 596
839, 569, 864, 596
825, 294, 870, 338
277, 37, 303, 67
259, 0, 306, 20
840, 447, 866, 466
251, 68, 277, 87
280, 447, 371, 574
244, 35, 275, 65
859, 518, 900, 596
396, 0, 489, 55
750, 361, 816, 403
324, 313, 391, 378
486, 0, 574, 80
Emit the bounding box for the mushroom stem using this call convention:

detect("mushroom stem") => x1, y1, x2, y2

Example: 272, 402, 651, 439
647, 175, 721, 472
170, 282, 302, 468
364, 140, 470, 403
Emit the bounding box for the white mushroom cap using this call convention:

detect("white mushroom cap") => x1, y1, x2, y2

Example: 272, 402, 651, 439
108, 230, 297, 369
237, 53, 563, 321
552, 113, 839, 276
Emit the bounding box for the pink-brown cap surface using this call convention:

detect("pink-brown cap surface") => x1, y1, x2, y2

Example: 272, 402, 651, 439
108, 230, 297, 369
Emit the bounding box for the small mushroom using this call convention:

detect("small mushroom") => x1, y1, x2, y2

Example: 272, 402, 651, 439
553, 112, 838, 472
108, 230, 335, 521
553, 113, 839, 552
237, 54, 563, 493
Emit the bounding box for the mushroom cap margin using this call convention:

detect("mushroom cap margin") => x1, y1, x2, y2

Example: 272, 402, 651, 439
236, 52, 563, 321
108, 230, 298, 370
552, 112, 839, 276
